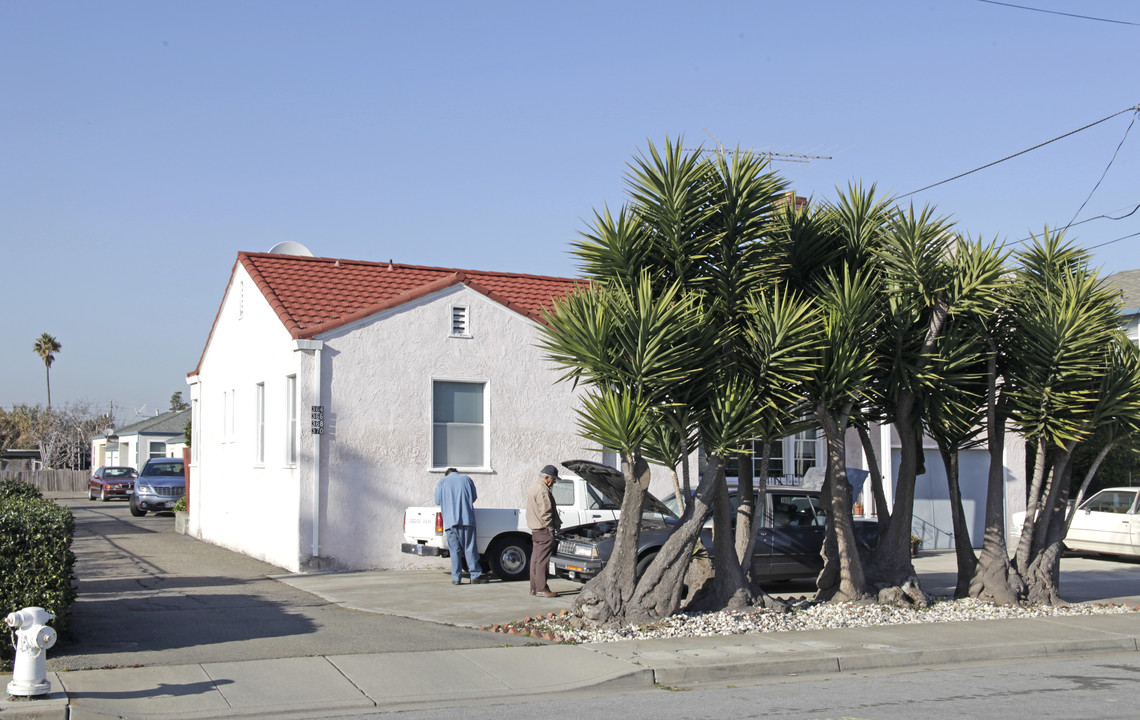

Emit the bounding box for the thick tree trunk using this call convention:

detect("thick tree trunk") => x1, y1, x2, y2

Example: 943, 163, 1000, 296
740, 442, 771, 579
937, 440, 978, 598
968, 346, 1020, 605
571, 454, 652, 625
1014, 440, 1049, 573
867, 397, 925, 601
1022, 450, 1074, 605
814, 403, 872, 603
733, 450, 756, 564
696, 461, 755, 612
620, 458, 723, 624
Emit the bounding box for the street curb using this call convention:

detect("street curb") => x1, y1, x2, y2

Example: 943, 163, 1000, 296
646, 637, 1140, 686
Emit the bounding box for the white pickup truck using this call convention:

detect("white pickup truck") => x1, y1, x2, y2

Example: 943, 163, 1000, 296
401, 460, 625, 581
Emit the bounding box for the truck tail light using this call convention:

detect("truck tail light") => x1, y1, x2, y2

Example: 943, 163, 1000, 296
435, 512, 444, 534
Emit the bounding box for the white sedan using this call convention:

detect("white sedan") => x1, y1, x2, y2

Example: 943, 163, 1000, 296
1064, 487, 1140, 557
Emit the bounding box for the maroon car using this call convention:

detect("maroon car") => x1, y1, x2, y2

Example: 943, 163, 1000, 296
88, 466, 137, 502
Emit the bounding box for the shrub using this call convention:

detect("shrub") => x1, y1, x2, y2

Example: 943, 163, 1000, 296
0, 477, 44, 501
0, 491, 77, 663
173, 495, 187, 513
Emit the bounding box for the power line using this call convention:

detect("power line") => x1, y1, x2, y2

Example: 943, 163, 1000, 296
1007, 204, 1140, 246
977, 0, 1140, 26
1087, 230, 1140, 251
1062, 111, 1139, 231
899, 104, 1140, 199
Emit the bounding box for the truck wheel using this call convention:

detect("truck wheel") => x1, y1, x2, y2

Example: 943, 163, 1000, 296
487, 536, 531, 582
129, 497, 147, 517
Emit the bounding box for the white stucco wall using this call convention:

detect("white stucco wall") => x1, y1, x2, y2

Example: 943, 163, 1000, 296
188, 266, 304, 570
302, 284, 609, 571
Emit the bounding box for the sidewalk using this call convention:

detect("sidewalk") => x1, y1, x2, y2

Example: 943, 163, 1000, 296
5, 552, 1140, 719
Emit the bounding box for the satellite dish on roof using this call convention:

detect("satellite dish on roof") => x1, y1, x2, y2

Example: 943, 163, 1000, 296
268, 241, 315, 257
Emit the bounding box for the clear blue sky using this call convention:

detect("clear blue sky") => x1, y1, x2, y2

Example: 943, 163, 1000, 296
3, 1, 1138, 425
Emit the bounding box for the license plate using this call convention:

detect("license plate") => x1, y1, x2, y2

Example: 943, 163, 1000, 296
548, 560, 555, 574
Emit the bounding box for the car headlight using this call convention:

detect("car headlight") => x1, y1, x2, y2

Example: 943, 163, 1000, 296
571, 543, 598, 558
137, 483, 154, 494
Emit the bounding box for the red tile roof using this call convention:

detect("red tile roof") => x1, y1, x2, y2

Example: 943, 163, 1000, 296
252, 251, 586, 334
190, 252, 586, 377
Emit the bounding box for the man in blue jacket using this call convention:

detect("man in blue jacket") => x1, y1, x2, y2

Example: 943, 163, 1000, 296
434, 468, 488, 585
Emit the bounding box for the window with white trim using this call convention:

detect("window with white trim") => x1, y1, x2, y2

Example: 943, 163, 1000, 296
286, 375, 298, 465
149, 441, 166, 459
255, 382, 265, 464
793, 427, 818, 477
432, 380, 486, 468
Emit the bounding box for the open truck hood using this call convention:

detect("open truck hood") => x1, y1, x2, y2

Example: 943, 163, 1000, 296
561, 459, 676, 518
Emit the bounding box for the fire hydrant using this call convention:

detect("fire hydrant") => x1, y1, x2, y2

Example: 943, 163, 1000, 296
6, 607, 57, 697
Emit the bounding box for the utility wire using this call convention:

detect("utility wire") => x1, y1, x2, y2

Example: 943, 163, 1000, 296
1086, 230, 1140, 251
1006, 204, 1140, 247
1062, 111, 1139, 231
899, 105, 1140, 199
977, 0, 1140, 26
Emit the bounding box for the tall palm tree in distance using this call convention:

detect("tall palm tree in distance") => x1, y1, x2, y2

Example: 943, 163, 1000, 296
33, 332, 62, 410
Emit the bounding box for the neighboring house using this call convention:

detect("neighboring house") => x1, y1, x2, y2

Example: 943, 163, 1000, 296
1, 449, 43, 473
186, 247, 643, 572
1104, 269, 1140, 345
92, 410, 191, 471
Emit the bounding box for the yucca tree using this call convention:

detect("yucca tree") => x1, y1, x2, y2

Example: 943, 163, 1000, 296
802, 265, 883, 601
867, 226, 1007, 601
776, 184, 892, 603
33, 333, 62, 410
546, 139, 824, 623
540, 273, 712, 625
1006, 230, 1124, 604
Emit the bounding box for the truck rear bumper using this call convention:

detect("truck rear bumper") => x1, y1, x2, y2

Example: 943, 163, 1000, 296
401, 543, 447, 557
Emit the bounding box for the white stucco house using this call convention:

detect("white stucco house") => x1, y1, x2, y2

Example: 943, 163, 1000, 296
186, 247, 640, 572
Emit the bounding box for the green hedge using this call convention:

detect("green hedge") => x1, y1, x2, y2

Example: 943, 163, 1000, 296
0, 479, 77, 663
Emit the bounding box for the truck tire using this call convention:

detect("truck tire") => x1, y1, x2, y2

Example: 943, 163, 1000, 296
487, 535, 531, 582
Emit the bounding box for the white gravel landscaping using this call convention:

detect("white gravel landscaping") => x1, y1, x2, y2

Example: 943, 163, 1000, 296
508, 597, 1140, 644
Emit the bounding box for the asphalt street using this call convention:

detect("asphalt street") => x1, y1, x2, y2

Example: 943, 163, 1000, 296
47, 495, 536, 672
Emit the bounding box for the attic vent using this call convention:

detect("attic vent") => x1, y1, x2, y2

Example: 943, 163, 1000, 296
451, 305, 469, 337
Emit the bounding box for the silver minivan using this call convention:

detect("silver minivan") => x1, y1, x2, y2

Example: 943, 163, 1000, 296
130, 457, 185, 517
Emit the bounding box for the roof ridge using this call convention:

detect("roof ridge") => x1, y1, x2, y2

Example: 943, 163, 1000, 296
241, 251, 578, 284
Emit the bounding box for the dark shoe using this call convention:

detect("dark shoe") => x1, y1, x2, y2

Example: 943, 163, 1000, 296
452, 579, 462, 585
535, 590, 558, 598
471, 575, 489, 584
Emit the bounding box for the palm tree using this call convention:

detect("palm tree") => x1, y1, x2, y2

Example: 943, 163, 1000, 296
33, 333, 62, 410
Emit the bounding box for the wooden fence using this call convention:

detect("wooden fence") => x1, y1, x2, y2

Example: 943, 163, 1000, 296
1, 469, 89, 493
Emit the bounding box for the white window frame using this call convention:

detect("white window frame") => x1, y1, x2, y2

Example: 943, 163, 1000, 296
286, 375, 298, 466
430, 377, 489, 472
255, 382, 265, 465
